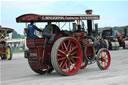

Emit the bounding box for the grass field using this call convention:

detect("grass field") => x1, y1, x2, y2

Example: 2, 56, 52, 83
13, 50, 24, 53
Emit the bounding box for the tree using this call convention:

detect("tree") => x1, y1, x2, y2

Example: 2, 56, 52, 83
12, 31, 24, 39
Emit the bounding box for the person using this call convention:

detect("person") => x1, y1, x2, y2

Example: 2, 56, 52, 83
27, 21, 42, 38
43, 22, 56, 43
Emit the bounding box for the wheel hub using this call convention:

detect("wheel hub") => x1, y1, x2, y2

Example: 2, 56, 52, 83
101, 56, 106, 62
66, 53, 71, 60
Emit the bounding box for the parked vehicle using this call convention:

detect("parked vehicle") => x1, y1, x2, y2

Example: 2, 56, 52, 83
0, 26, 14, 60
101, 29, 120, 50
122, 28, 128, 49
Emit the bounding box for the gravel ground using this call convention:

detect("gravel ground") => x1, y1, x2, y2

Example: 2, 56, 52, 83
1, 48, 128, 85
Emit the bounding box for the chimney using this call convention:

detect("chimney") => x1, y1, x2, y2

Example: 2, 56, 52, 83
124, 28, 127, 37
86, 9, 93, 14
86, 9, 93, 36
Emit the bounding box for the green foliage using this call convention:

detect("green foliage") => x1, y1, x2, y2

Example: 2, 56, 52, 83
12, 31, 25, 39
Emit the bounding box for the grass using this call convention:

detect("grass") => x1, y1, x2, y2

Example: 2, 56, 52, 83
13, 50, 24, 53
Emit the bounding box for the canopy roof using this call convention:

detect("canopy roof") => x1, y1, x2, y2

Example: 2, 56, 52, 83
16, 14, 100, 23
0, 26, 14, 33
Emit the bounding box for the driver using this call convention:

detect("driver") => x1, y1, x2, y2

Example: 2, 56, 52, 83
27, 21, 42, 38
43, 22, 56, 43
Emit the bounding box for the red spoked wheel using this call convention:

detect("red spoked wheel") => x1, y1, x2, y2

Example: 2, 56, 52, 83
97, 48, 111, 70
51, 37, 82, 76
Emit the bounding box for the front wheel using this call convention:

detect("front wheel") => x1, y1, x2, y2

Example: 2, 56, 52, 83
6, 46, 12, 60
51, 37, 82, 76
97, 48, 111, 70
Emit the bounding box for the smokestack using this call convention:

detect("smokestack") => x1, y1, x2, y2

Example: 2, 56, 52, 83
86, 9, 93, 36
72, 23, 77, 32
124, 28, 127, 37
86, 10, 93, 14
95, 23, 98, 36
87, 20, 92, 36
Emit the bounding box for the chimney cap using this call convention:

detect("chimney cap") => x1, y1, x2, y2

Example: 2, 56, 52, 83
86, 10, 93, 14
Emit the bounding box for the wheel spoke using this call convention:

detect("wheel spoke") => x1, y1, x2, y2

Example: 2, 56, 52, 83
106, 58, 108, 62
69, 61, 76, 69
71, 50, 78, 56
71, 58, 76, 64
63, 42, 68, 52
72, 56, 79, 59
58, 49, 66, 55
100, 61, 103, 66
69, 43, 72, 52
99, 60, 102, 63
60, 43, 64, 50
67, 40, 71, 50
104, 62, 107, 66
57, 57, 66, 61
100, 52, 102, 56
102, 62, 105, 67
104, 52, 107, 57
65, 63, 68, 72
105, 55, 108, 58
100, 60, 102, 64
70, 46, 78, 53
62, 60, 67, 69
57, 53, 64, 57
101, 52, 104, 56
99, 55, 102, 58
67, 61, 70, 71
59, 60, 65, 67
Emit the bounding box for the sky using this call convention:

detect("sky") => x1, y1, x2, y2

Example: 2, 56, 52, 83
1, 0, 128, 34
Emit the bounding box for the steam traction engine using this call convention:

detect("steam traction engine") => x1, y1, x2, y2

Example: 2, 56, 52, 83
16, 10, 111, 75
122, 28, 128, 49
102, 29, 120, 50
0, 26, 13, 60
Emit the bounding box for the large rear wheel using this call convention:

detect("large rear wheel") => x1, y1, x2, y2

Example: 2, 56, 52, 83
51, 37, 82, 76
28, 60, 54, 74
30, 68, 47, 74
97, 48, 111, 70
28, 61, 46, 74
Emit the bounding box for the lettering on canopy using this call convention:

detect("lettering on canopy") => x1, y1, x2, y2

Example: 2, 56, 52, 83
41, 16, 99, 20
